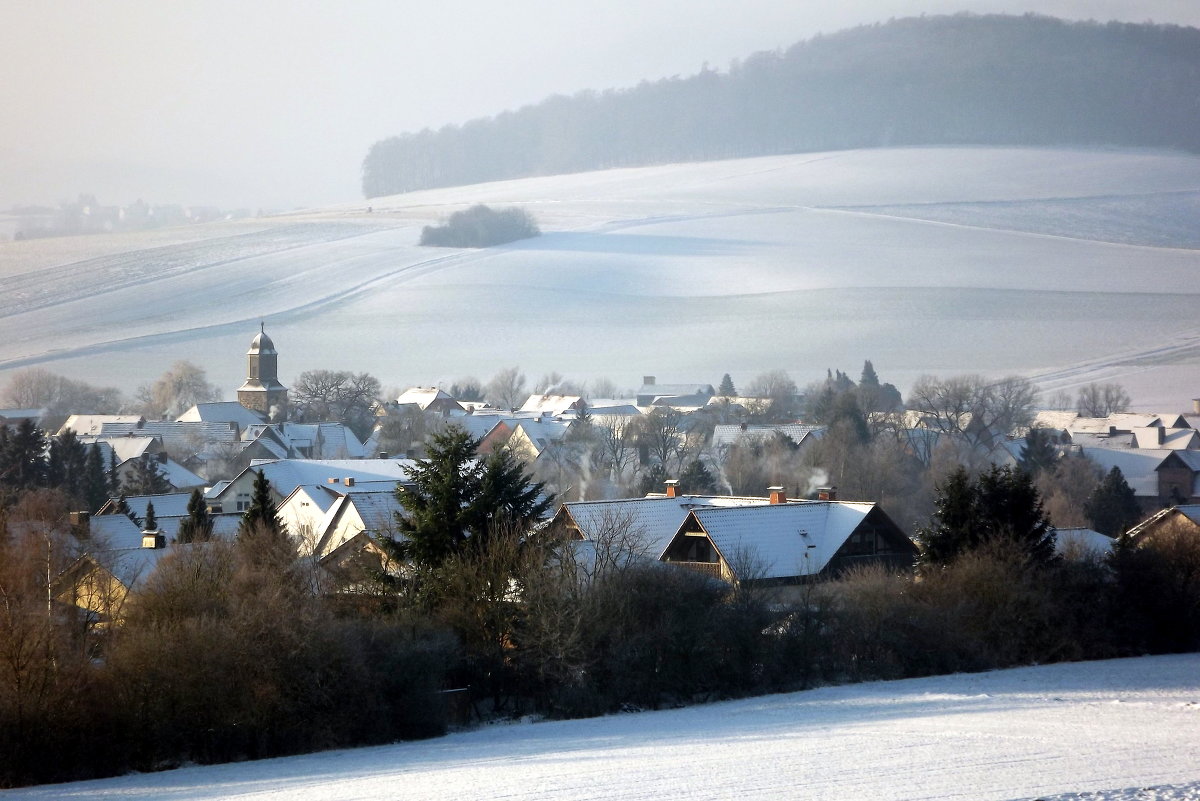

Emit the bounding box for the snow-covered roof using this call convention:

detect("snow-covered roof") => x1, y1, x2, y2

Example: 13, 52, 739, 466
1053, 527, 1115, 557
1077, 447, 1170, 496
520, 394, 582, 415
224, 458, 415, 500
84, 434, 159, 461
59, 414, 145, 437
396, 387, 462, 411
558, 495, 771, 556
711, 424, 825, 450
100, 420, 239, 448
687, 501, 878, 579
176, 401, 266, 429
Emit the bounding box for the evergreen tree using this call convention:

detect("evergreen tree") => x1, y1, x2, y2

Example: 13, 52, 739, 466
1085, 466, 1143, 537
108, 449, 121, 495
0, 419, 47, 491
85, 444, 109, 513
123, 455, 172, 496
680, 458, 718, 494
860, 360, 880, 388
143, 499, 158, 531
238, 469, 285, 540
1019, 426, 1059, 476
177, 487, 214, 544
718, 373, 737, 396
385, 427, 551, 569
919, 465, 1055, 567
116, 493, 138, 525
637, 462, 667, 496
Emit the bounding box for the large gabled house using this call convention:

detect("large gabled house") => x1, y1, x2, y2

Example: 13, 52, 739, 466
660, 494, 917, 589
1124, 504, 1200, 547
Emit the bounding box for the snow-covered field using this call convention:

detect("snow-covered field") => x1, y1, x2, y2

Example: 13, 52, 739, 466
2, 147, 1200, 407
5, 653, 1200, 800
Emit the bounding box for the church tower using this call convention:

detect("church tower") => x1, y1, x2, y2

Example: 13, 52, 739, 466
237, 324, 288, 421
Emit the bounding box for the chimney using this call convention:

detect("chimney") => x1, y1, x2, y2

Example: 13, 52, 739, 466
664, 479, 679, 498
141, 529, 165, 549
1157, 426, 1165, 445
377, 451, 389, 459
643, 375, 656, 386
343, 476, 355, 487
768, 485, 787, 504
207, 503, 222, 515
69, 510, 90, 528
328, 477, 339, 484
817, 486, 837, 501
1193, 398, 1200, 414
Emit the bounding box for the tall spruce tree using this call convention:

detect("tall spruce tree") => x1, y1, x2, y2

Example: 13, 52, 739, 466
85, 444, 109, 512
919, 465, 1055, 567
238, 469, 284, 540
143, 499, 158, 531
1085, 466, 1143, 537
384, 426, 551, 569
1019, 427, 1059, 477
718, 373, 737, 396
177, 487, 214, 544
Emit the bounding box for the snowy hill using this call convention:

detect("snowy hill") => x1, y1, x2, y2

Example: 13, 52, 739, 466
2, 147, 1199, 406
5, 653, 1200, 800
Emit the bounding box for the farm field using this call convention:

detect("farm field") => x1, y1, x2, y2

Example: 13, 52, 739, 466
4, 653, 1200, 801
2, 147, 1199, 406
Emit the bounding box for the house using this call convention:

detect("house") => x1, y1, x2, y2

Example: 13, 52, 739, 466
520, 394, 584, 417
207, 458, 416, 514
58, 414, 145, 437
660, 491, 917, 587
1074, 447, 1200, 512
636, 376, 716, 408
393, 387, 466, 417
278, 479, 402, 552
176, 401, 267, 432
711, 423, 825, 452
1124, 504, 1200, 547
1053, 527, 1115, 557
549, 489, 775, 558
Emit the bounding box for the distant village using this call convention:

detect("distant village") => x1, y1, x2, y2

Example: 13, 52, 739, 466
0, 326, 1195, 619
4, 194, 255, 241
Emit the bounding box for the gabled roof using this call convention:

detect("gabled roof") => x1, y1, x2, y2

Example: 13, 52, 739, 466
395, 387, 463, 412
1053, 527, 1115, 556
82, 435, 160, 462
685, 501, 879, 579
1077, 448, 1172, 496
555, 495, 771, 556
711, 424, 825, 450
1125, 504, 1200, 544
59, 414, 145, 437
99, 421, 239, 449
520, 394, 583, 415
216, 458, 415, 501
176, 402, 267, 430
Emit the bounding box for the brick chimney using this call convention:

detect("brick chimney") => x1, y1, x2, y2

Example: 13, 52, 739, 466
768, 485, 787, 504
141, 528, 165, 549
817, 486, 837, 501
343, 476, 355, 487
664, 479, 679, 498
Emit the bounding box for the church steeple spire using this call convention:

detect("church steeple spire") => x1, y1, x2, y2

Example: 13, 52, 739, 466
237, 326, 288, 421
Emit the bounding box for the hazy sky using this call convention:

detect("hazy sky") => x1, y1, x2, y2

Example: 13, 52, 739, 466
3, 0, 1199, 211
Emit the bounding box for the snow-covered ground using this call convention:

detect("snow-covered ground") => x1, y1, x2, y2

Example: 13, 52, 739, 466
5, 653, 1200, 800
2, 147, 1199, 407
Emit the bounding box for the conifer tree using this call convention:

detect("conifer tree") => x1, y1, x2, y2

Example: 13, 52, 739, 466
718, 373, 737, 396
85, 444, 109, 513
1085, 466, 1143, 537
1019, 427, 1059, 477
177, 487, 213, 544
143, 499, 157, 531
384, 426, 551, 569
238, 469, 284, 540
919, 465, 1054, 567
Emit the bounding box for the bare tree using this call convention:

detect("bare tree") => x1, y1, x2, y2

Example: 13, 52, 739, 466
2, 367, 123, 429
907, 374, 1037, 453
135, 360, 221, 419
1076, 382, 1131, 418
290, 369, 381, 438
745, 369, 800, 421
485, 366, 527, 411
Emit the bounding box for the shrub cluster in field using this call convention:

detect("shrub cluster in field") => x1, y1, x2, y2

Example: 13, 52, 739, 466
418, 204, 539, 248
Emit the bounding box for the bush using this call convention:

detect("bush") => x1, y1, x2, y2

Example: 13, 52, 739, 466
419, 205, 539, 248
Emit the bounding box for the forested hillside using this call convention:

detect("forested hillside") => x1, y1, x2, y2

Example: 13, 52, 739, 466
362, 14, 1200, 197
